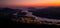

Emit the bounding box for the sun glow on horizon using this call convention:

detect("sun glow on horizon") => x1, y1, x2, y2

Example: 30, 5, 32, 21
0, 0, 60, 7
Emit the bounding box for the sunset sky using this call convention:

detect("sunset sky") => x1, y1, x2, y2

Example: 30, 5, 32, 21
0, 0, 60, 7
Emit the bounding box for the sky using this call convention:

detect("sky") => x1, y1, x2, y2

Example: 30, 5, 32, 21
0, 0, 60, 7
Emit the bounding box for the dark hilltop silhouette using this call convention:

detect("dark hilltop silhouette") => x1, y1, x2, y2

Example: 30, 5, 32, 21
0, 7, 60, 28
28, 7, 60, 20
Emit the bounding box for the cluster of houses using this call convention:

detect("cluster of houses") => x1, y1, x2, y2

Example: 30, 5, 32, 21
12, 16, 60, 26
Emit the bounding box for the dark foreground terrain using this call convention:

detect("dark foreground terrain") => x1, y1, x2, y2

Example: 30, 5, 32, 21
0, 7, 60, 28
0, 21, 60, 28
